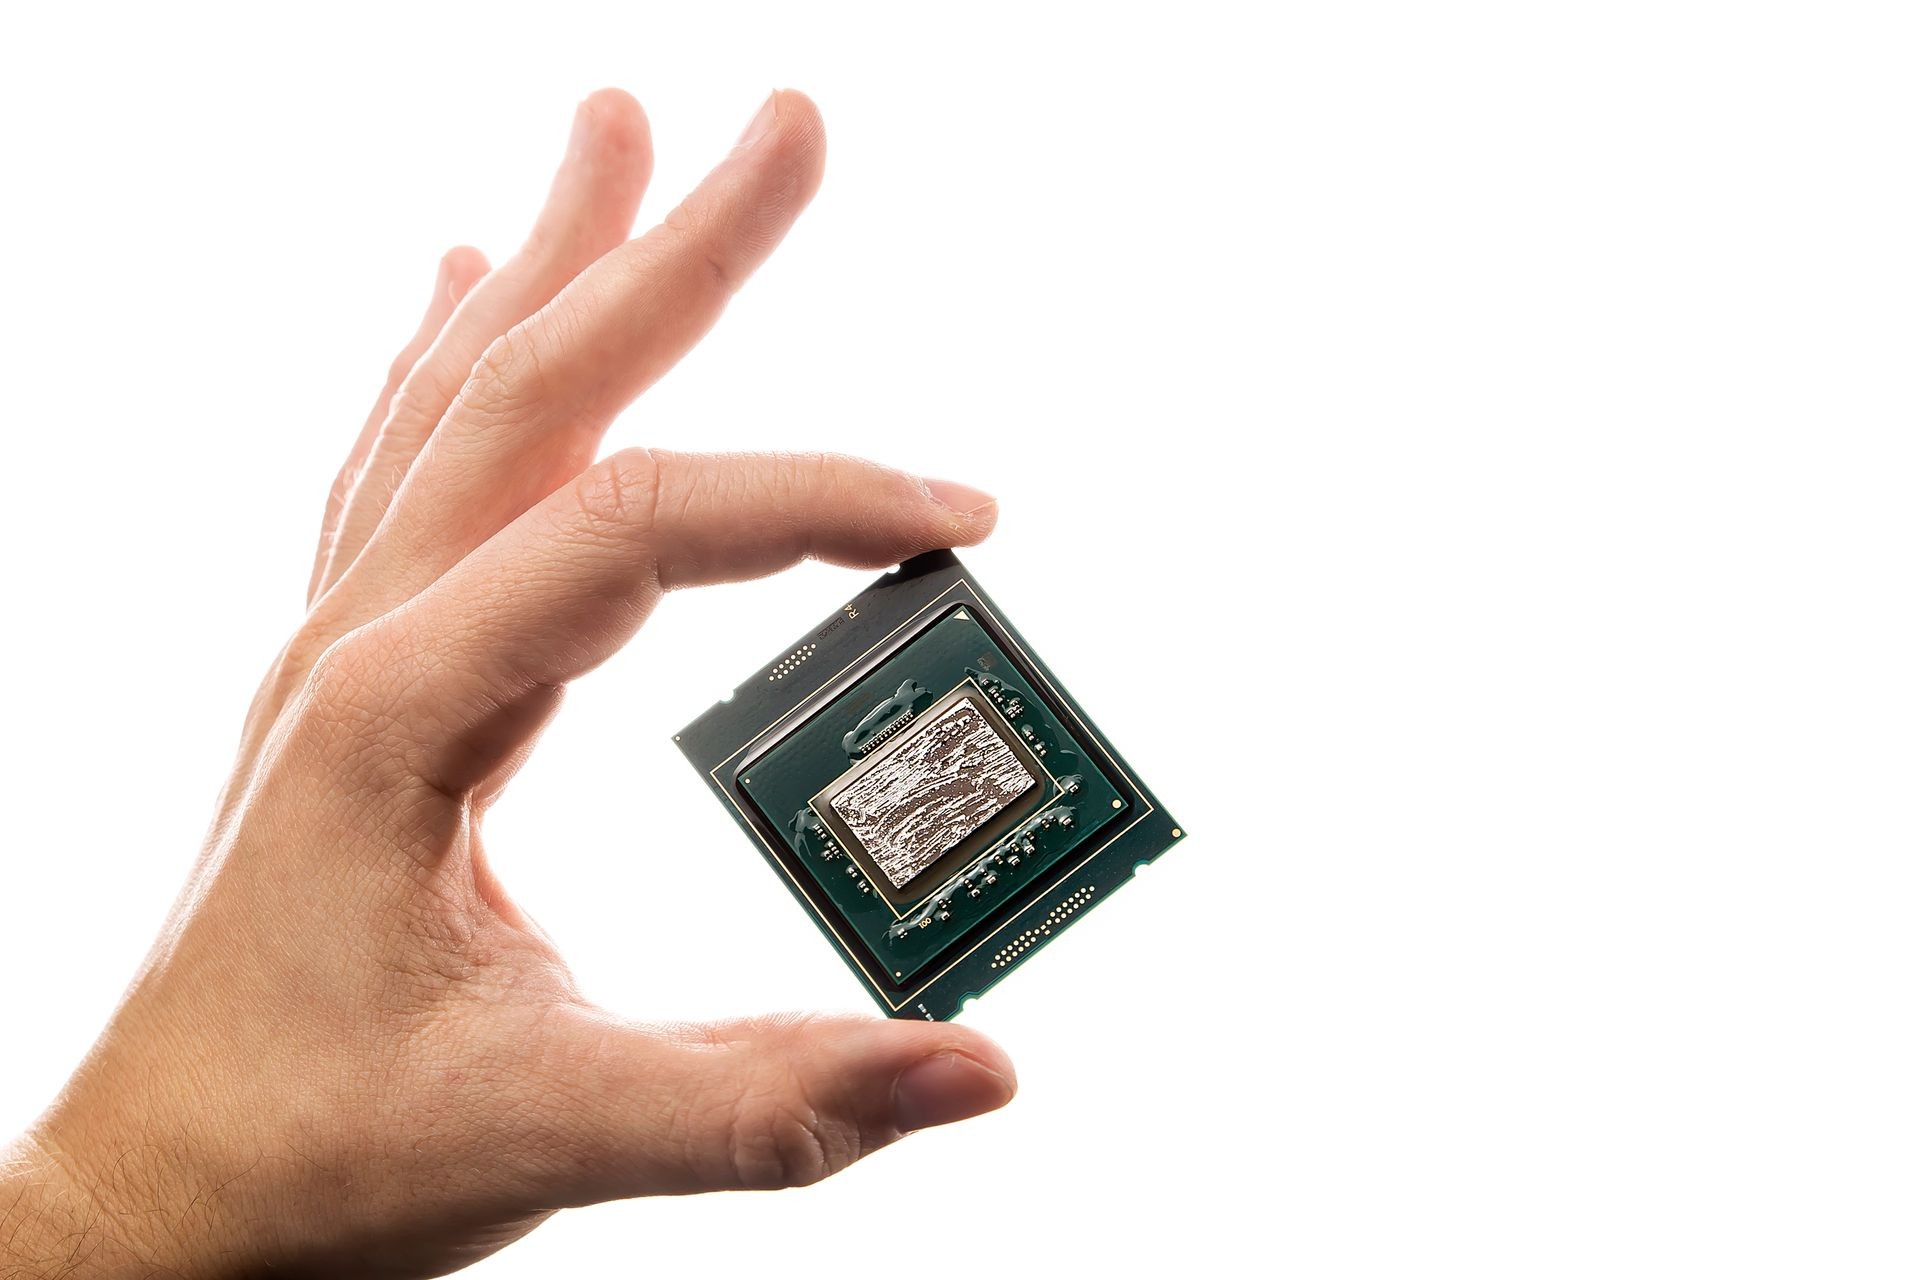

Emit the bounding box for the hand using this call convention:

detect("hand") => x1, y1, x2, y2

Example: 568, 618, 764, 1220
0, 89, 1011, 1279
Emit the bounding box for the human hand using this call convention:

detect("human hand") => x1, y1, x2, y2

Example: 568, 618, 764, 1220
0, 88, 1011, 1279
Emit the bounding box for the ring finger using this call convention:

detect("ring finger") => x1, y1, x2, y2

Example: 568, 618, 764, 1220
313, 88, 655, 602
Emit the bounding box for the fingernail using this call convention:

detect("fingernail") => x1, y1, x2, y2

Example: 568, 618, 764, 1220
568, 97, 599, 156
923, 478, 997, 516
736, 91, 780, 149
892, 1052, 1016, 1133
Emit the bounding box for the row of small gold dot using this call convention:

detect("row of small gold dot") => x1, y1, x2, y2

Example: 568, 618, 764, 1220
990, 886, 1097, 969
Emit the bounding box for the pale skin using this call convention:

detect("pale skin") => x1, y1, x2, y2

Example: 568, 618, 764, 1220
0, 89, 1014, 1278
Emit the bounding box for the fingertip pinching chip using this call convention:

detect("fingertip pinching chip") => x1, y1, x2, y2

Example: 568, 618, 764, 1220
675, 552, 1184, 1020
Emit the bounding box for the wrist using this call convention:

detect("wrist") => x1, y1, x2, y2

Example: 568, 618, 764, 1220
2, 1119, 246, 1280
0, 1131, 131, 1278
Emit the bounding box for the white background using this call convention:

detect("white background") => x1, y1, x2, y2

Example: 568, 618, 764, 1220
2, 3, 1916, 1276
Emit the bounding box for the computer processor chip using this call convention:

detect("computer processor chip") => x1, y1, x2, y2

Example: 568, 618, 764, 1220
818, 687, 1039, 891
675, 552, 1185, 1021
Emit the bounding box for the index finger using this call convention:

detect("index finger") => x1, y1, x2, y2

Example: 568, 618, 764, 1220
369, 450, 997, 797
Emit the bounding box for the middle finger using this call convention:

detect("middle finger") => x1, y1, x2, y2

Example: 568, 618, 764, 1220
335, 90, 827, 616
315, 88, 654, 601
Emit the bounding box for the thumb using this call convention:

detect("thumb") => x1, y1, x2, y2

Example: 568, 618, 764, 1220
545, 1012, 1018, 1202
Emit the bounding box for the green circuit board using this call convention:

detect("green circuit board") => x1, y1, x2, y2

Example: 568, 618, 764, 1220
675, 552, 1184, 1020
738, 606, 1125, 983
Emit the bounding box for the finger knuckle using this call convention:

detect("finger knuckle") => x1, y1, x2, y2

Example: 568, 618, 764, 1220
659, 203, 739, 295
380, 377, 442, 448
723, 1086, 852, 1191
279, 615, 342, 688
303, 627, 391, 716
567, 446, 665, 544
460, 327, 547, 422
291, 627, 442, 789
386, 347, 418, 390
